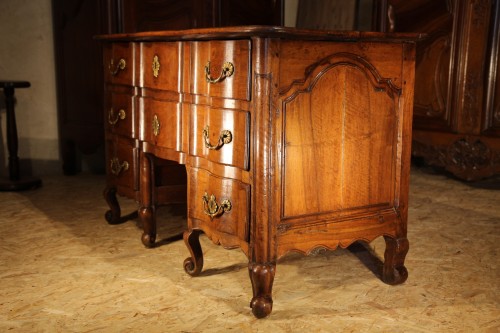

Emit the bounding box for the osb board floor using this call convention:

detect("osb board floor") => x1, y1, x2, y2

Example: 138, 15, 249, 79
0, 168, 498, 332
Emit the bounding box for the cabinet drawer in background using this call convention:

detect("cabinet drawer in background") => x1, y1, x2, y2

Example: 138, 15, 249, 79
140, 42, 181, 91
105, 135, 138, 191
190, 105, 249, 170
139, 97, 182, 152
188, 167, 250, 246
104, 91, 135, 138
103, 43, 135, 85
189, 40, 251, 101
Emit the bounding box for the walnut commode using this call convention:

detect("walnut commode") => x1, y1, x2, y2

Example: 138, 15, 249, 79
98, 26, 422, 318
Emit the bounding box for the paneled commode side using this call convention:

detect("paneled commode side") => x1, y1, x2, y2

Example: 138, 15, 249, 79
97, 26, 422, 318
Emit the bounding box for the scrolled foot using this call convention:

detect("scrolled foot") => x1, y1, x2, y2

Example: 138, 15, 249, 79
383, 236, 409, 285
103, 187, 122, 224
250, 296, 273, 319
104, 210, 118, 224
183, 229, 204, 276
103, 186, 138, 224
384, 264, 408, 285
183, 257, 203, 276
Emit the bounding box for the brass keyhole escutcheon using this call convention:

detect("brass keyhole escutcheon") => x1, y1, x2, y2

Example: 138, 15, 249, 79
152, 114, 160, 136
152, 55, 160, 78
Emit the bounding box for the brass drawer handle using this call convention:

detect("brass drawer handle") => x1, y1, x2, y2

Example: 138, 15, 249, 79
203, 126, 232, 150
110, 157, 129, 176
109, 58, 126, 76
108, 108, 126, 125
152, 55, 160, 78
152, 114, 160, 136
202, 192, 232, 219
205, 61, 234, 83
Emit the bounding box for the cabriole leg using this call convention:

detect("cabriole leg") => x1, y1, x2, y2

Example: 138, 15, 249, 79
248, 262, 276, 319
103, 186, 139, 225
183, 229, 204, 276
382, 236, 409, 285
103, 186, 121, 224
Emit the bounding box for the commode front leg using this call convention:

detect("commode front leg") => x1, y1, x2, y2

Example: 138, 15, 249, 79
139, 152, 156, 248
382, 236, 409, 285
248, 262, 276, 319
183, 229, 204, 276
139, 206, 156, 248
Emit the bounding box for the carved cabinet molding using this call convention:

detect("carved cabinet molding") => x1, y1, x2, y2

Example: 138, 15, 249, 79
375, 0, 500, 180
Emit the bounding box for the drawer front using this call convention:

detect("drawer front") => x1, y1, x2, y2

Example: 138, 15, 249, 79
190, 105, 249, 170
188, 167, 250, 243
140, 42, 181, 91
104, 91, 135, 138
103, 43, 135, 85
189, 40, 251, 101
139, 97, 182, 151
105, 135, 138, 190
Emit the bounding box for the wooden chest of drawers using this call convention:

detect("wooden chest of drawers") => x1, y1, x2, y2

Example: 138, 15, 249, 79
98, 26, 421, 318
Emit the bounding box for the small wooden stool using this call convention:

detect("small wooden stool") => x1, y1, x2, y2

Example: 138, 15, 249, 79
0, 80, 42, 191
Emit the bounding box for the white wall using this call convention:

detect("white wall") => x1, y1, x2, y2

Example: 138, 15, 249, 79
284, 0, 299, 27
0, 0, 59, 176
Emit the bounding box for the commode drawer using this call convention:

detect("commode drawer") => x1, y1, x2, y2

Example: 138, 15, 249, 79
105, 135, 138, 191
190, 105, 249, 170
189, 40, 251, 101
188, 167, 250, 244
104, 91, 135, 138
140, 42, 181, 91
139, 97, 182, 152
103, 43, 135, 85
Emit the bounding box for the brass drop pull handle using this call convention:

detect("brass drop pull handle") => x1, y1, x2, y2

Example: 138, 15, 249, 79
204, 61, 234, 83
109, 58, 126, 76
108, 108, 126, 125
110, 157, 129, 176
202, 192, 232, 219
203, 126, 232, 150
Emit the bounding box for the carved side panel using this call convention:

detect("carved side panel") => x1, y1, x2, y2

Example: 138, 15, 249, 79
280, 53, 400, 220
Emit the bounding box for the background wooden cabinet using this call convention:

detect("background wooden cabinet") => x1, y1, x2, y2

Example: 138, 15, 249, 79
52, 0, 283, 174
374, 0, 500, 180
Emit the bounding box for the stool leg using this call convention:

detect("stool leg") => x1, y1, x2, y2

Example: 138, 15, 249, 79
4, 86, 20, 181
0, 84, 41, 191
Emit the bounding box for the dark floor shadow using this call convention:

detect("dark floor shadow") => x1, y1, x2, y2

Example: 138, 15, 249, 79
348, 241, 384, 280
127, 202, 187, 247
199, 262, 248, 277
155, 232, 184, 247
